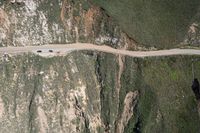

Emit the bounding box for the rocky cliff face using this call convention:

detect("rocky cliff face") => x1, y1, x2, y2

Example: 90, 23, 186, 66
0, 52, 200, 133
0, 0, 137, 50
0, 52, 102, 132
2, 0, 200, 49
0, 0, 200, 133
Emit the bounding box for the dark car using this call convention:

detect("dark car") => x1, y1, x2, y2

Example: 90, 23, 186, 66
37, 50, 42, 53
49, 50, 53, 52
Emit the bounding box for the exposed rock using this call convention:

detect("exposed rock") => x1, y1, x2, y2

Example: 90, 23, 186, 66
116, 91, 138, 133
0, 8, 10, 46
0, 0, 200, 132
0, 52, 199, 132
0, 0, 137, 49
0, 52, 104, 132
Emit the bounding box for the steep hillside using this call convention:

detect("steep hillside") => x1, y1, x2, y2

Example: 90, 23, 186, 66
1, 0, 200, 48
0, 0, 200, 132
0, 52, 199, 132
0, 0, 136, 49
93, 0, 200, 48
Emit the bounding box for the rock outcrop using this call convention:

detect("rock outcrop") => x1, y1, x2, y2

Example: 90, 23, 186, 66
0, 52, 199, 132
0, 0, 137, 50
0, 0, 200, 133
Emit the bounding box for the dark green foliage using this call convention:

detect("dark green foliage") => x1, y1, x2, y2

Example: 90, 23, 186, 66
38, 0, 62, 24
92, 0, 200, 48
95, 53, 119, 132
175, 96, 199, 133
82, 0, 91, 11
0, 52, 200, 132
118, 56, 200, 132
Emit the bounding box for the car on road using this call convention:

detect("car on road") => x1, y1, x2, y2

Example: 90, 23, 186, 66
49, 50, 53, 52
37, 50, 42, 53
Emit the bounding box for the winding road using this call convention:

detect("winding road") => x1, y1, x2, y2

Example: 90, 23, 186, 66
0, 43, 200, 58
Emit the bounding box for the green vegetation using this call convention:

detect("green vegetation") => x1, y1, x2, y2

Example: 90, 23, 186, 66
141, 56, 200, 133
0, 52, 200, 132
95, 53, 119, 132
38, 0, 62, 24
92, 0, 200, 48
95, 53, 200, 132
118, 56, 200, 132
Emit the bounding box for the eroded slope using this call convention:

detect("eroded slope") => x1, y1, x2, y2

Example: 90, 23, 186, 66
0, 0, 136, 49
0, 51, 200, 132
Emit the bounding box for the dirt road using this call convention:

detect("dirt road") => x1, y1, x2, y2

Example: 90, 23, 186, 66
0, 43, 200, 58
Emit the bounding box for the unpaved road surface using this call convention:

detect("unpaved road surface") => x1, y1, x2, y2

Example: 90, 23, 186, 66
0, 43, 200, 58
